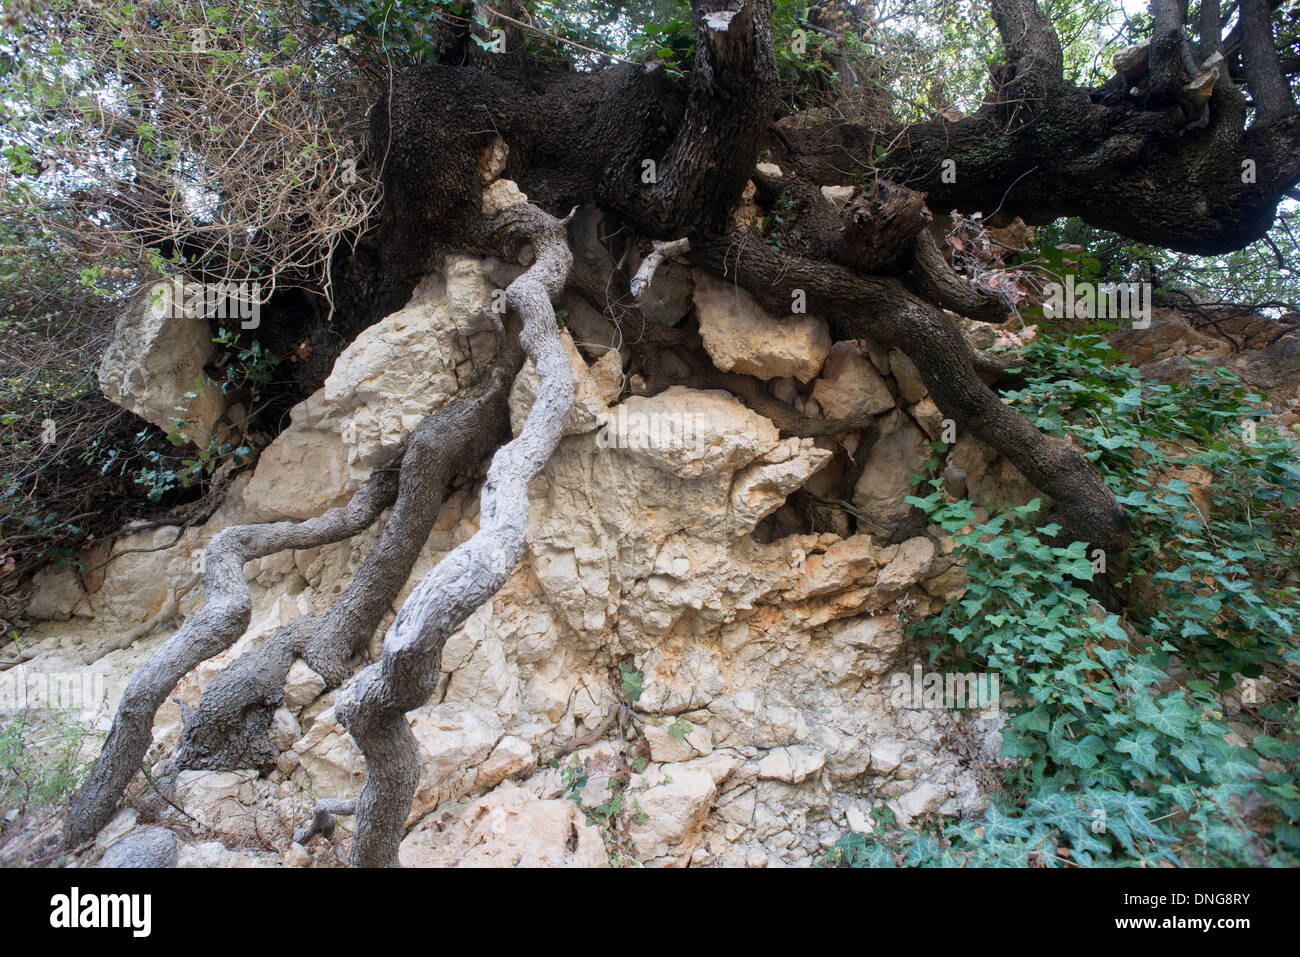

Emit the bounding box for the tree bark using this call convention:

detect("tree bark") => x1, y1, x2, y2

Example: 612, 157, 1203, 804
334, 202, 575, 866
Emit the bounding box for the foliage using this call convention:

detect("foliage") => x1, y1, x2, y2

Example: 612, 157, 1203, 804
0, 693, 96, 865
830, 329, 1300, 866
1035, 215, 1300, 316
0, 0, 380, 299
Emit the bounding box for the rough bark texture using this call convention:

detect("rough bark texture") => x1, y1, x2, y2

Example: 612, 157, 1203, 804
64, 471, 398, 847
334, 202, 575, 867
67, 0, 1300, 859
169, 328, 523, 772
777, 0, 1299, 254
687, 229, 1130, 555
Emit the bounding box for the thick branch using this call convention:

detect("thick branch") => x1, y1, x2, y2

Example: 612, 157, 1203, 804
1149, 0, 1189, 105
1239, 0, 1297, 127
689, 230, 1130, 555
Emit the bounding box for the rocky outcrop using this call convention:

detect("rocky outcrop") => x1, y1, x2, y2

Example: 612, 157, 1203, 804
399, 786, 607, 867
25, 251, 1015, 869
693, 273, 831, 383
97, 283, 226, 447
243, 257, 517, 519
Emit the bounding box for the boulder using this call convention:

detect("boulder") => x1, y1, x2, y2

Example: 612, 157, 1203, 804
811, 341, 895, 421
98, 282, 225, 447
399, 787, 607, 867
852, 419, 929, 525
888, 349, 927, 403
694, 273, 831, 383
96, 826, 178, 868
628, 765, 718, 865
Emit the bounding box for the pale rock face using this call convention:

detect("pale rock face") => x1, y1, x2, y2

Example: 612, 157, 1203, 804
173, 769, 262, 840
478, 136, 509, 182
888, 349, 928, 404
478, 735, 534, 789
910, 397, 945, 440
268, 708, 300, 751
644, 719, 713, 763
757, 746, 826, 784
821, 185, 856, 208
283, 659, 326, 709
97, 282, 225, 447
24, 566, 90, 621
509, 328, 612, 437
811, 341, 896, 421
852, 419, 930, 525
628, 764, 719, 865
895, 781, 948, 824
877, 537, 938, 593
481, 178, 528, 215
399, 786, 607, 867
526, 386, 833, 638
92, 525, 203, 623
27, 251, 1004, 869
694, 272, 831, 383
177, 841, 279, 868
825, 615, 908, 676
244, 257, 513, 519
595, 387, 783, 480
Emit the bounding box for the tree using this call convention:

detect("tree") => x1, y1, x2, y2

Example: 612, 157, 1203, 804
59, 0, 1300, 865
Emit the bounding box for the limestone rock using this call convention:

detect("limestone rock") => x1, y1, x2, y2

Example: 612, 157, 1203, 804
877, 537, 938, 592
628, 765, 718, 865
244, 258, 506, 519
399, 786, 606, 867
895, 782, 947, 824
284, 660, 326, 709
811, 341, 895, 421
481, 178, 528, 215
596, 387, 780, 479
889, 349, 927, 403
509, 328, 610, 437
909, 397, 945, 440
479, 735, 534, 789
177, 841, 278, 868
757, 746, 826, 784
98, 282, 225, 447
852, 419, 929, 525
25, 566, 89, 621
644, 719, 713, 762
478, 136, 508, 182
694, 273, 831, 383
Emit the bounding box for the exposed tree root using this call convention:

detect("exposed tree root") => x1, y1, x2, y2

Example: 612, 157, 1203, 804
330, 201, 575, 866
170, 327, 522, 773
689, 230, 1130, 555
65, 220, 531, 845
65, 467, 400, 847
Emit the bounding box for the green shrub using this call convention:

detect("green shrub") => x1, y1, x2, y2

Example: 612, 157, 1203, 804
828, 328, 1300, 867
